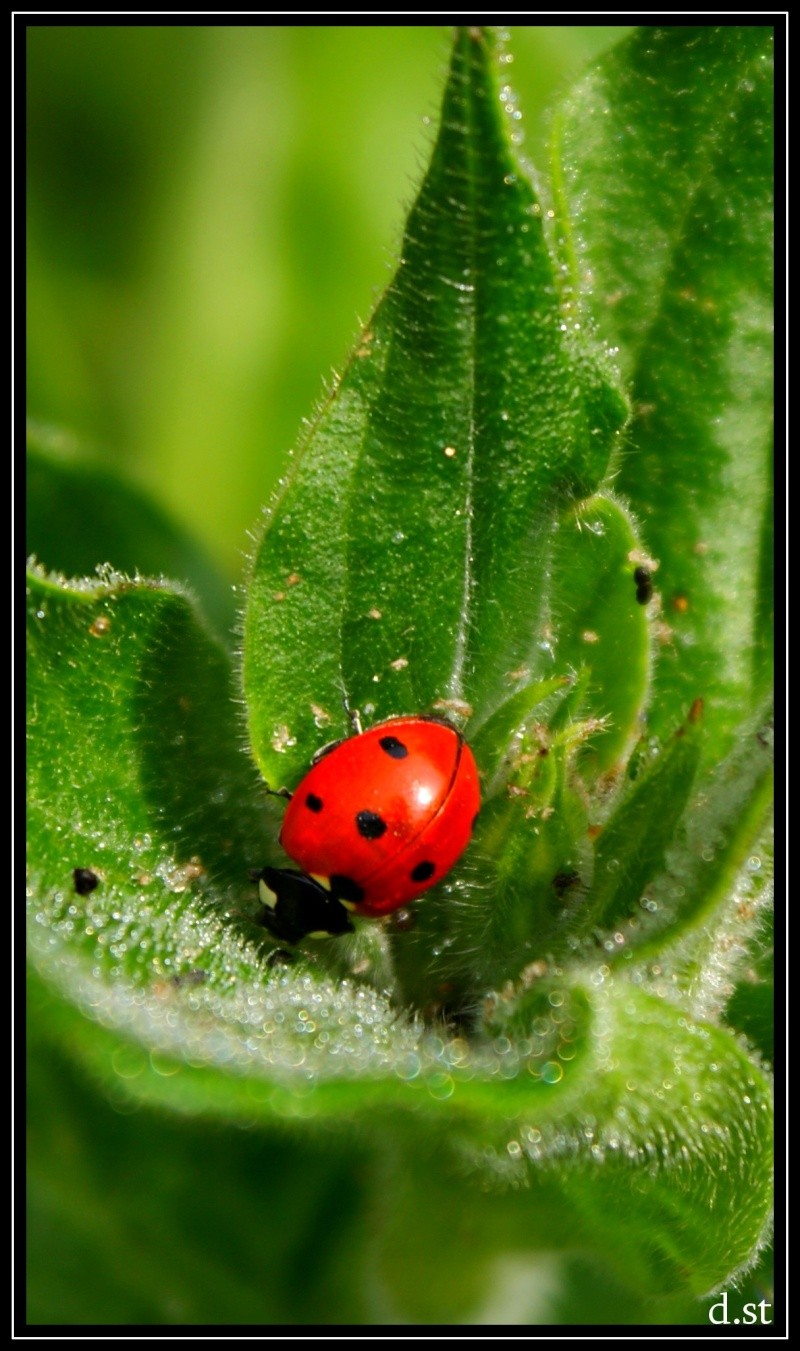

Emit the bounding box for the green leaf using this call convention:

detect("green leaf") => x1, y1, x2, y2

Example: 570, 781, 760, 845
379, 979, 773, 1309
723, 846, 773, 1069
726, 953, 774, 1067
27, 980, 771, 1323
26, 423, 236, 639
240, 26, 657, 1017
548, 493, 652, 777
28, 943, 774, 1307
26, 566, 269, 916
25, 564, 418, 1113
26, 1033, 373, 1325
26, 564, 772, 1303
243, 27, 628, 790
468, 674, 572, 788
553, 27, 774, 764
583, 703, 702, 936
623, 702, 773, 972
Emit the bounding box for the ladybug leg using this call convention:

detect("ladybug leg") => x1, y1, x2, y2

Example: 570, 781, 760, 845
310, 689, 362, 765
345, 704, 363, 736
309, 707, 362, 761
255, 867, 355, 943
338, 682, 363, 736
266, 785, 293, 801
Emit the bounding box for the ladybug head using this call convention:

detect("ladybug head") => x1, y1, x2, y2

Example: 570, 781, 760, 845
257, 867, 355, 943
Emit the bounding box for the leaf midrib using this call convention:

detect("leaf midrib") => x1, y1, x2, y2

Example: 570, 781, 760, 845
447, 33, 481, 705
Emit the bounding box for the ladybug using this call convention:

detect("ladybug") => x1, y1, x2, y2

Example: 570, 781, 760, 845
256, 714, 481, 944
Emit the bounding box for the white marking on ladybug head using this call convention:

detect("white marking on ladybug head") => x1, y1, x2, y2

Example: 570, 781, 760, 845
258, 878, 278, 910
310, 873, 332, 891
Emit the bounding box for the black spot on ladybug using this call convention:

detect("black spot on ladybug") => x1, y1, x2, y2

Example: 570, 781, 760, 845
379, 735, 409, 759
73, 867, 99, 896
634, 566, 653, 604
305, 793, 324, 812
411, 860, 436, 883
356, 810, 387, 840
330, 874, 366, 905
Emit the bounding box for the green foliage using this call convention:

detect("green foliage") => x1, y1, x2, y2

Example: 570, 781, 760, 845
26, 25, 774, 1328
552, 25, 774, 766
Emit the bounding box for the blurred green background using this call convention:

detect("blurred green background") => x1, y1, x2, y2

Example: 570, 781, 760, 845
27, 24, 632, 587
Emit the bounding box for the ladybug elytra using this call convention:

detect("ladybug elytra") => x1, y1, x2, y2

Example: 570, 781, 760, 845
257, 714, 480, 943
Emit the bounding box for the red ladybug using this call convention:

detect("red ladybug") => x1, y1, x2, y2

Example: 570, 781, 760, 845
257, 714, 480, 943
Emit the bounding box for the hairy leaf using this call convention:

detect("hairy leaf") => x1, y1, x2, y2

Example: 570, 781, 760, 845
553, 26, 774, 763
243, 28, 629, 790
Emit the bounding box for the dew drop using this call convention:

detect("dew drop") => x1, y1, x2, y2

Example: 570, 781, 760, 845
427, 1072, 454, 1100
395, 1053, 421, 1081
